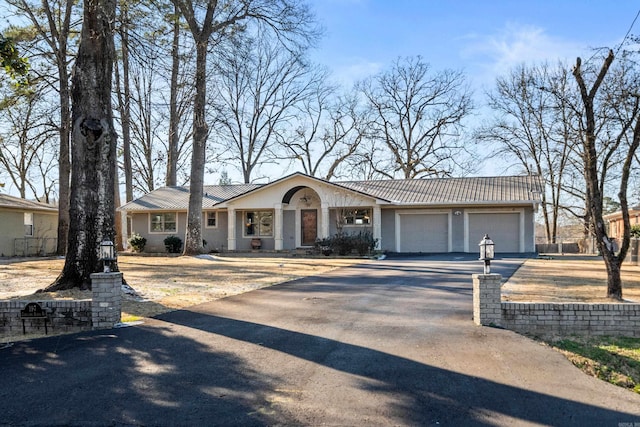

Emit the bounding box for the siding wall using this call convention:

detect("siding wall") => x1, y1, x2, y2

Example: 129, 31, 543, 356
0, 210, 57, 257
129, 211, 229, 253
127, 205, 537, 254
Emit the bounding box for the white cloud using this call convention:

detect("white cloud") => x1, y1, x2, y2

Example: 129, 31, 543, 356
461, 23, 589, 88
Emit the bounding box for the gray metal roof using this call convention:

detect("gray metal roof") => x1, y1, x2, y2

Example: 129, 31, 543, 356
337, 175, 542, 205
119, 184, 262, 211
0, 193, 58, 212
118, 174, 542, 211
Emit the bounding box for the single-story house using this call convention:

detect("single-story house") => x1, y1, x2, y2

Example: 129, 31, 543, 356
118, 172, 542, 254
0, 193, 58, 257
604, 206, 640, 241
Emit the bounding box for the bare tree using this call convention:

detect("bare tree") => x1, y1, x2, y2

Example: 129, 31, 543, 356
112, 0, 194, 196
476, 63, 578, 244
358, 56, 473, 179
573, 49, 640, 299
212, 32, 319, 183
128, 55, 166, 193
281, 85, 371, 180
165, 2, 182, 187
0, 86, 57, 199
114, 0, 134, 202
172, 0, 318, 254
44, 0, 118, 291
5, 0, 80, 255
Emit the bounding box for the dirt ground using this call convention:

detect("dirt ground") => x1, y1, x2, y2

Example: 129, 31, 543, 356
0, 254, 360, 342
2, 253, 639, 343
502, 255, 640, 303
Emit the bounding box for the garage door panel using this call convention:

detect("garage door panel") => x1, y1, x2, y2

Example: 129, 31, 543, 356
400, 214, 448, 252
468, 213, 519, 253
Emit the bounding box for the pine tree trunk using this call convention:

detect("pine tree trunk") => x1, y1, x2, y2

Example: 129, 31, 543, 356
183, 38, 207, 255
166, 3, 180, 187
44, 0, 117, 291
117, 2, 134, 203
57, 75, 71, 255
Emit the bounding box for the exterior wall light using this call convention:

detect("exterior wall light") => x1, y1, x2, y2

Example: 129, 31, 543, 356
100, 240, 116, 273
478, 234, 494, 274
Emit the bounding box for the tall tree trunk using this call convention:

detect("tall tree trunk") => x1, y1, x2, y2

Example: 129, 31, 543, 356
44, 0, 118, 291
166, 3, 180, 187
114, 168, 124, 251
183, 38, 208, 255
57, 76, 71, 256
117, 2, 134, 203
43, 0, 75, 256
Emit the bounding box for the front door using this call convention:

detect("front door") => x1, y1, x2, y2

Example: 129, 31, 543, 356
301, 209, 317, 246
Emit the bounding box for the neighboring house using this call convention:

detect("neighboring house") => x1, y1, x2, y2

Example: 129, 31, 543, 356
604, 206, 640, 241
0, 193, 58, 257
119, 172, 542, 254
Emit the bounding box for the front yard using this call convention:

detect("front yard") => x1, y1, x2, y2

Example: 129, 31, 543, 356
2, 253, 640, 394
0, 254, 360, 342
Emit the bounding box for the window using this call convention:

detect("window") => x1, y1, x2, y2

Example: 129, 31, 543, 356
24, 212, 33, 236
205, 211, 217, 228
150, 212, 177, 233
343, 208, 371, 225
245, 211, 273, 237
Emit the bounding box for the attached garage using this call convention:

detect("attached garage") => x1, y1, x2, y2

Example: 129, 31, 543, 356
466, 211, 523, 253
397, 211, 450, 253
121, 173, 541, 255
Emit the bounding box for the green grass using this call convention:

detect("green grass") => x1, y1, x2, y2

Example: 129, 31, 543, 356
548, 336, 640, 394
121, 314, 143, 323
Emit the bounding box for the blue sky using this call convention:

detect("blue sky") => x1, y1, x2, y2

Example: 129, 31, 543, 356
303, 1, 640, 177
310, 0, 640, 91
4, 1, 640, 197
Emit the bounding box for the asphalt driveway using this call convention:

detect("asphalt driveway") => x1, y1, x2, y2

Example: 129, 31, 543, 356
2, 255, 640, 426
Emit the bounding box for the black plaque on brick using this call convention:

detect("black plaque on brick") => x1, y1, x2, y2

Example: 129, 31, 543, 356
20, 302, 49, 334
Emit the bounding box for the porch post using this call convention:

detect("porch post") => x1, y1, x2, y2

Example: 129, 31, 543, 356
321, 202, 330, 238
373, 205, 382, 249
227, 207, 236, 251
274, 203, 283, 250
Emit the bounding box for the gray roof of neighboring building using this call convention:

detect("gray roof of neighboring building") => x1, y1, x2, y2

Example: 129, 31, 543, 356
0, 193, 58, 212
118, 174, 542, 211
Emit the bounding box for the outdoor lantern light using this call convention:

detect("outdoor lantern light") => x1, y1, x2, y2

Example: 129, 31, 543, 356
100, 240, 116, 273
478, 234, 495, 274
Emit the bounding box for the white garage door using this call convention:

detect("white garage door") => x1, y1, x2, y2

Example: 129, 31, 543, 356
399, 213, 448, 253
468, 212, 520, 253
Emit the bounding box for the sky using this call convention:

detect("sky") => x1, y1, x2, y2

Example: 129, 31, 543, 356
310, 0, 640, 91
295, 0, 640, 178
3, 1, 640, 197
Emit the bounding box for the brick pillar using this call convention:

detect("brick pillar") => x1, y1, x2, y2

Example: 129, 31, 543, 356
472, 273, 502, 326
91, 272, 122, 330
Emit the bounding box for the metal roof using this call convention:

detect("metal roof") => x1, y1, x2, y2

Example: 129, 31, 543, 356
119, 184, 262, 211
118, 174, 542, 211
0, 193, 58, 212
337, 175, 542, 205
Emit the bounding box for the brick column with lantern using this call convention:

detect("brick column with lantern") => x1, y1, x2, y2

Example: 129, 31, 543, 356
473, 234, 502, 326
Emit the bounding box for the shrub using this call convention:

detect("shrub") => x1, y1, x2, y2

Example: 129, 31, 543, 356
164, 235, 182, 253
127, 233, 146, 252
631, 225, 640, 239
353, 230, 378, 256
315, 231, 378, 256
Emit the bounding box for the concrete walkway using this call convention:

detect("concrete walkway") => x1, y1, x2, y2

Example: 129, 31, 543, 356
2, 256, 640, 426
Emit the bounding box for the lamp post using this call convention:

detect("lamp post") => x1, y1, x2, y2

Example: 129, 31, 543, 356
478, 234, 494, 274
100, 240, 116, 273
